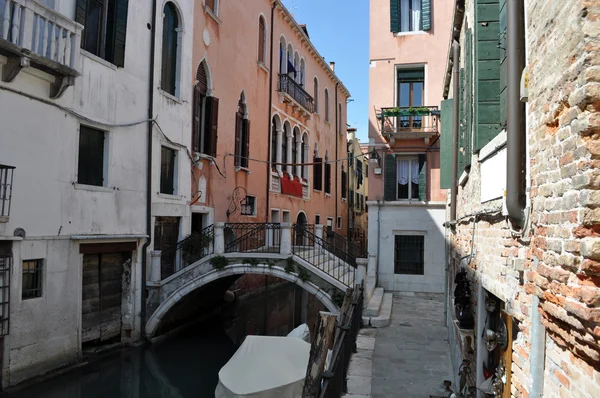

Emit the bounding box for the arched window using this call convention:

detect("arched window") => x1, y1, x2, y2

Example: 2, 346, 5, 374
292, 128, 298, 174
161, 2, 180, 96
302, 133, 309, 179
279, 37, 286, 74
313, 78, 319, 113
258, 16, 267, 64
282, 122, 290, 173
235, 93, 250, 168
324, 89, 330, 122
294, 52, 300, 83
300, 59, 306, 87
271, 118, 278, 166
338, 103, 343, 134
287, 44, 294, 76
193, 61, 218, 156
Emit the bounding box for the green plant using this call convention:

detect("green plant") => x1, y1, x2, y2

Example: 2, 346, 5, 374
298, 268, 311, 282
267, 260, 275, 268
180, 232, 213, 264
332, 291, 345, 308
382, 106, 432, 117
285, 257, 296, 274
243, 258, 260, 267
210, 255, 228, 270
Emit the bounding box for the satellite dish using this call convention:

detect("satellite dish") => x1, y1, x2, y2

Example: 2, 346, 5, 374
13, 228, 26, 238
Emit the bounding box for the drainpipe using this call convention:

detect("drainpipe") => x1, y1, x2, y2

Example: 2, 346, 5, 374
530, 295, 545, 397
506, 0, 525, 226
450, 41, 459, 224
141, 0, 158, 337
335, 82, 339, 231
376, 197, 381, 284
265, 2, 277, 221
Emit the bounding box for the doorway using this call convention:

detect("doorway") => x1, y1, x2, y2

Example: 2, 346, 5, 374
154, 216, 180, 278
192, 213, 206, 234
295, 212, 308, 246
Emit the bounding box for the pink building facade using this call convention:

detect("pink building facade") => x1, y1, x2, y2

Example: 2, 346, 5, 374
367, 0, 453, 292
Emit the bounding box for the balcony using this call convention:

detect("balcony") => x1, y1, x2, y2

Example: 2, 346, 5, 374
278, 74, 314, 115
377, 106, 440, 143
0, 0, 82, 98
0, 165, 14, 223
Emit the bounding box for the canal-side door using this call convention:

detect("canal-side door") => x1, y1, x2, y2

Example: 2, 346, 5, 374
81, 244, 134, 346
154, 216, 180, 278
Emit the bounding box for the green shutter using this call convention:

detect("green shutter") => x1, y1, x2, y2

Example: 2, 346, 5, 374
465, 29, 473, 162
418, 154, 427, 201
459, 68, 465, 174
440, 99, 454, 189
499, 0, 508, 128
384, 154, 396, 201
474, 0, 501, 151
390, 0, 399, 33
421, 0, 432, 31
112, 0, 129, 67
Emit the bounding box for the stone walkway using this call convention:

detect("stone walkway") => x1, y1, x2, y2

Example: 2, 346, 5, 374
371, 293, 454, 398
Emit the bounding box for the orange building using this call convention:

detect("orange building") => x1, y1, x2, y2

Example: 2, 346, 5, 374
190, 0, 350, 235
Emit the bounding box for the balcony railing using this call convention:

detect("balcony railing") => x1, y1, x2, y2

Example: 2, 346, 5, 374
0, 0, 82, 93
278, 74, 314, 113
377, 106, 439, 139
0, 165, 14, 221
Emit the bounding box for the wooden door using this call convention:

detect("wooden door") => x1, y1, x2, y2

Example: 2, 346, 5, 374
82, 252, 128, 345
501, 311, 513, 398
154, 216, 180, 278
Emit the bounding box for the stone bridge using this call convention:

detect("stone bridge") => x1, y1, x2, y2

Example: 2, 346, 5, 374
144, 223, 369, 337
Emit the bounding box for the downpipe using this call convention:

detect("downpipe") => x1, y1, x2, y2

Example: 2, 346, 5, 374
265, 2, 277, 220
376, 197, 381, 285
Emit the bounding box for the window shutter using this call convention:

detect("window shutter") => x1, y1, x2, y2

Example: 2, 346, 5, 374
418, 154, 427, 201
234, 113, 242, 167
384, 154, 396, 201
112, 0, 129, 67
242, 119, 250, 168
325, 163, 331, 194
75, 0, 87, 48
440, 99, 454, 189
499, 0, 508, 129
421, 0, 431, 31
258, 19, 266, 63
341, 171, 347, 198
192, 87, 201, 152
474, 0, 501, 151
206, 97, 219, 157
458, 68, 465, 174
390, 0, 400, 33
465, 28, 473, 163
313, 158, 323, 190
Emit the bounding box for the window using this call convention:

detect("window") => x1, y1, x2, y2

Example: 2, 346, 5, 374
258, 16, 267, 64
337, 216, 342, 230
338, 103, 343, 134
76, 0, 129, 66
241, 196, 256, 216
22, 259, 43, 299
341, 170, 347, 199
390, 0, 431, 33
324, 158, 331, 194
384, 153, 427, 201
193, 62, 219, 156
394, 235, 424, 275
78, 126, 106, 187
313, 157, 323, 190
235, 93, 250, 168
205, 0, 218, 16
271, 119, 278, 166
397, 157, 420, 199
301, 134, 308, 179
313, 78, 319, 113
292, 129, 299, 173
282, 124, 290, 172
397, 68, 424, 129
315, 214, 321, 225
160, 146, 177, 195
161, 2, 180, 96
324, 89, 330, 122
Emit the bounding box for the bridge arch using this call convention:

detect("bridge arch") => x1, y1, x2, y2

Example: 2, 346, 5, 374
145, 263, 339, 337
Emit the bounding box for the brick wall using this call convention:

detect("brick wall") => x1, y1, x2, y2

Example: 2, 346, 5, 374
447, 0, 600, 396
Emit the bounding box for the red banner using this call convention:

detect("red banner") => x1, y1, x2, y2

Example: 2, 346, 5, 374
281, 175, 303, 197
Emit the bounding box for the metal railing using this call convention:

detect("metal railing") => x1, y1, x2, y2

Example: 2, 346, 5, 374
324, 227, 368, 268
278, 74, 315, 113
378, 105, 439, 135
0, 255, 10, 336
224, 223, 281, 254
292, 224, 355, 287
0, 165, 14, 219
161, 225, 215, 280
319, 286, 364, 397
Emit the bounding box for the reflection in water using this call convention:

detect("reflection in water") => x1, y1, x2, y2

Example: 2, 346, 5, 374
2, 282, 322, 398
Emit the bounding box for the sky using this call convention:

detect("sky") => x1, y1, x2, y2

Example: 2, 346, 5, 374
282, 0, 370, 143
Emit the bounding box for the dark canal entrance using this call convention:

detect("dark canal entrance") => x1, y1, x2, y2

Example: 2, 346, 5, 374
1, 278, 325, 398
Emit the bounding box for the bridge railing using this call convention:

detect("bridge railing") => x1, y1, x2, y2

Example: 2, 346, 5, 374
159, 225, 215, 279
292, 224, 356, 287
323, 227, 368, 268
224, 223, 281, 253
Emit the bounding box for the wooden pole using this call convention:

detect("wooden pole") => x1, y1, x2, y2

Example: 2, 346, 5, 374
302, 311, 337, 397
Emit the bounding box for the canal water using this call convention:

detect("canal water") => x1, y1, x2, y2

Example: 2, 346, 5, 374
2, 280, 324, 398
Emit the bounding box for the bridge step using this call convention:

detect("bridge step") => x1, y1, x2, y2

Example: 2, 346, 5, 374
363, 292, 393, 328
363, 287, 384, 317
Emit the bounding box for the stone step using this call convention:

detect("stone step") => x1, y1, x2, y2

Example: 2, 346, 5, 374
362, 292, 393, 328
363, 287, 384, 317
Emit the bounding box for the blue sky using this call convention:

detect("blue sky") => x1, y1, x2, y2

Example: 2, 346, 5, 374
282, 0, 370, 142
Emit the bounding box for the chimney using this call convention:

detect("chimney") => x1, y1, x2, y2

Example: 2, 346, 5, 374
329, 61, 335, 72
347, 127, 357, 141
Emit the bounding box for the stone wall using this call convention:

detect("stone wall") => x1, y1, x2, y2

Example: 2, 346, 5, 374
447, 0, 600, 397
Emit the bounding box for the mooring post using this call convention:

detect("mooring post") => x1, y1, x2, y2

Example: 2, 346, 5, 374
302, 311, 337, 397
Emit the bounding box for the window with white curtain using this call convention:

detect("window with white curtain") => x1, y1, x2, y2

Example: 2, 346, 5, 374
399, 0, 422, 32
397, 156, 420, 199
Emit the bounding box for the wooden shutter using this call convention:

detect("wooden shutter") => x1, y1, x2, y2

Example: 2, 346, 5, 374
234, 113, 242, 167
421, 0, 431, 31
390, 0, 399, 33
324, 163, 331, 194
465, 28, 473, 164
458, 68, 465, 174
499, 0, 508, 128
205, 97, 219, 157
384, 154, 396, 201
313, 158, 323, 190
192, 87, 201, 152
341, 171, 347, 199
474, 0, 501, 151
258, 18, 266, 63
112, 0, 129, 67
242, 119, 250, 168
440, 99, 454, 189
418, 154, 427, 201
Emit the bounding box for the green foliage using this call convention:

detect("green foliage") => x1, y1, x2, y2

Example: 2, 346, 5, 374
267, 261, 275, 268
285, 257, 296, 274
298, 268, 311, 282
332, 291, 345, 308
243, 258, 260, 267
180, 232, 213, 264
210, 255, 228, 270
382, 106, 432, 117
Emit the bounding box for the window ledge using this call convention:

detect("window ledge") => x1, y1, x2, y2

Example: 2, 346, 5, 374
257, 62, 269, 73
81, 50, 117, 70
459, 170, 469, 187
342, 198, 347, 202
325, 193, 331, 198
479, 130, 507, 162
159, 89, 183, 104
393, 30, 427, 37
204, 5, 222, 25
236, 167, 251, 174
301, 180, 309, 186
74, 183, 115, 193
157, 193, 183, 200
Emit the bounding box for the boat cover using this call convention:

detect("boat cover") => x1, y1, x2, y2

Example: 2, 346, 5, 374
215, 335, 310, 398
